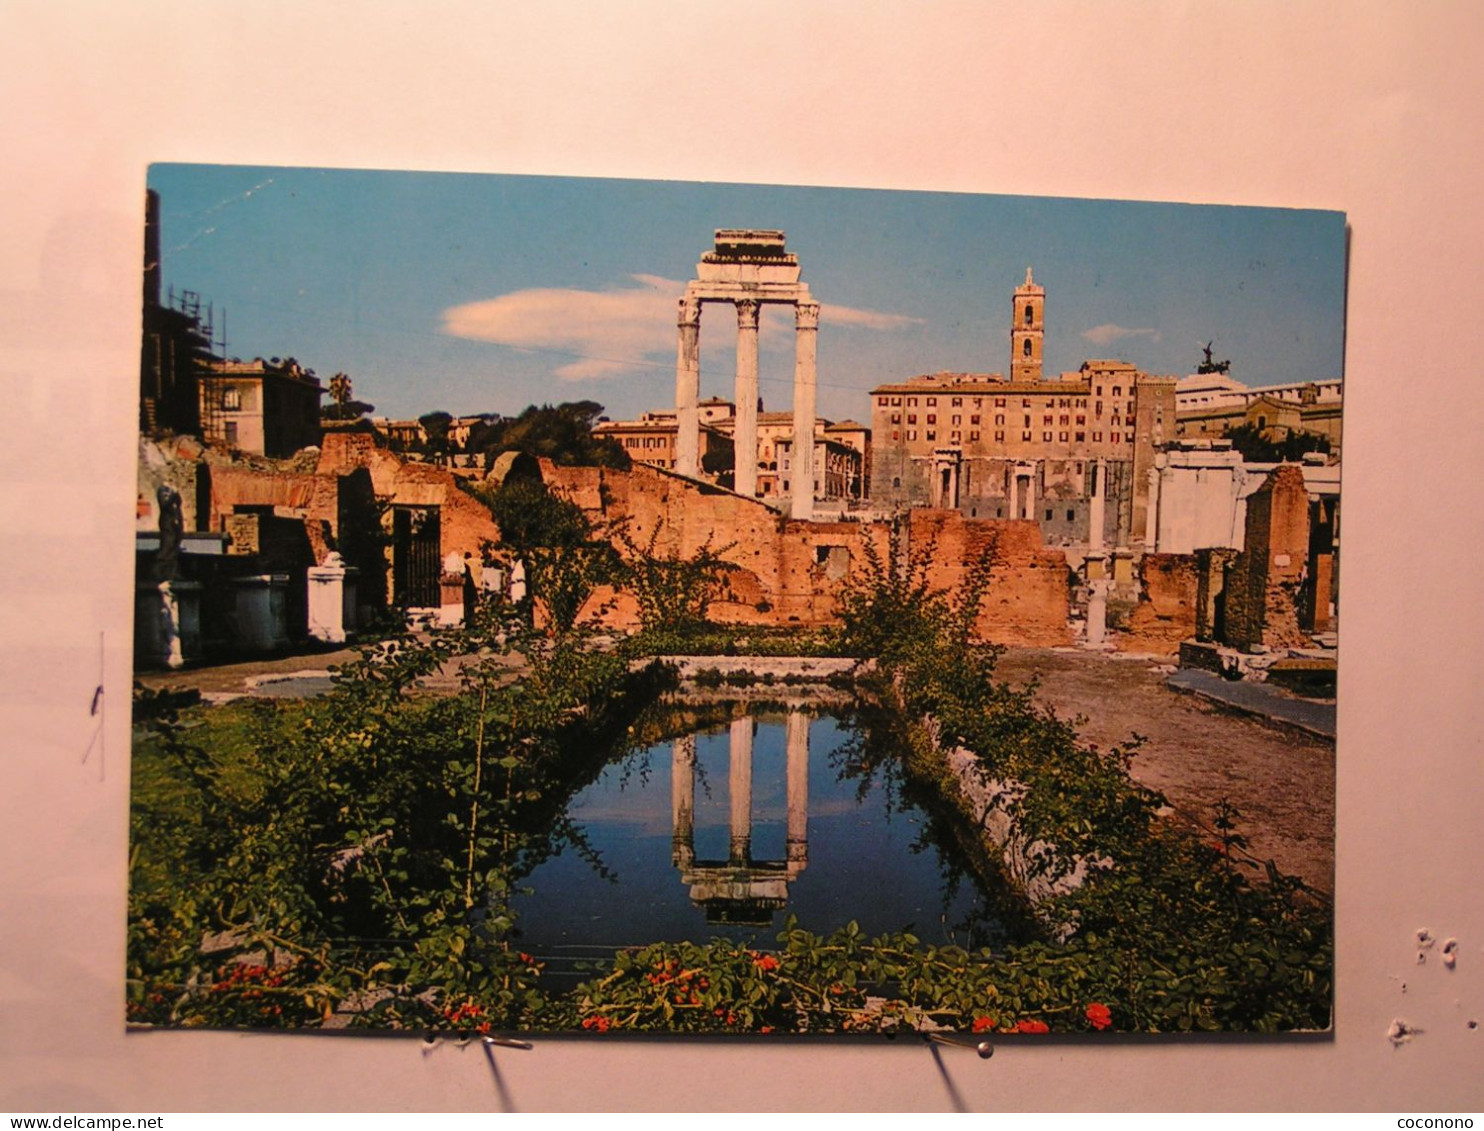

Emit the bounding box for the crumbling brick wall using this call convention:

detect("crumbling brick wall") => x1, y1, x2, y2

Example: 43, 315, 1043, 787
1224, 464, 1310, 651
907, 510, 1072, 647
1194, 547, 1240, 642
1119, 552, 1199, 653
543, 464, 1074, 646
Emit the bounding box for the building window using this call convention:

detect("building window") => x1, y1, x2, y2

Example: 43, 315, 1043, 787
1075, 432, 1085, 442
908, 397, 917, 407
1023, 339, 1032, 357
995, 414, 1004, 426
1060, 415, 1069, 425
926, 431, 936, 441
1024, 304, 1034, 326
951, 397, 962, 407
1059, 431, 1068, 441
890, 413, 900, 424
1043, 415, 1053, 426
1113, 386, 1122, 397
1022, 431, 1031, 441
1022, 399, 1030, 408
224, 420, 238, 445
995, 397, 1006, 407
951, 430, 961, 441
891, 430, 900, 441
1093, 432, 1102, 442
892, 476, 902, 488
221, 387, 241, 411
927, 397, 937, 407
908, 430, 917, 440
969, 430, 980, 441
995, 430, 1004, 441
1067, 509, 1075, 521
1076, 415, 1085, 425
952, 414, 961, 425
1043, 431, 1052, 441
926, 414, 936, 424
892, 397, 901, 406
1045, 509, 1053, 521
1126, 432, 1135, 443
970, 414, 980, 425
907, 414, 917, 424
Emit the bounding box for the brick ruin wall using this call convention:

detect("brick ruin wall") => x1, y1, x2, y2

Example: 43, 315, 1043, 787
1118, 552, 1199, 654
906, 510, 1072, 647
318, 431, 502, 564
1223, 464, 1310, 652
543, 463, 1071, 646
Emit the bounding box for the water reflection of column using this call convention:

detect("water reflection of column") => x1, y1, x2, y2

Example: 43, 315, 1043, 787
728, 717, 753, 864
671, 734, 696, 868
786, 711, 809, 871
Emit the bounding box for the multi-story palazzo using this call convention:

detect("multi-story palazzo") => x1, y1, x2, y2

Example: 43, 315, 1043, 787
869, 270, 1177, 555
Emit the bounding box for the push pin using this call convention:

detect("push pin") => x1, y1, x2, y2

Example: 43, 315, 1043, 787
482, 1035, 534, 1050
925, 1032, 994, 1058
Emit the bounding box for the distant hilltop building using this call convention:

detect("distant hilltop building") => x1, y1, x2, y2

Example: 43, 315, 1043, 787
870, 269, 1176, 557
1175, 371, 1343, 451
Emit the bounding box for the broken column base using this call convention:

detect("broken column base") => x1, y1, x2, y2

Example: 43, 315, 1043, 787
135, 580, 202, 669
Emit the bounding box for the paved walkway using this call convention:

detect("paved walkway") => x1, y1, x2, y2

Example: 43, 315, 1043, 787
1167, 667, 1336, 739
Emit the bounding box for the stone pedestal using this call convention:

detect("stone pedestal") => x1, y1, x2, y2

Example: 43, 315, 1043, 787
307, 552, 358, 644
135, 580, 202, 669
232, 573, 290, 652
1086, 579, 1111, 647
438, 574, 466, 627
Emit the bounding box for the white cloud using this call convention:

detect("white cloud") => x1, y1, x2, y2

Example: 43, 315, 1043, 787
441, 274, 676, 381
441, 275, 921, 380
1081, 323, 1162, 346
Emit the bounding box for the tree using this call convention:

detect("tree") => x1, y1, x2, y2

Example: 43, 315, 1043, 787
1222, 423, 1330, 463
322, 372, 374, 423
419, 410, 454, 456
471, 401, 630, 469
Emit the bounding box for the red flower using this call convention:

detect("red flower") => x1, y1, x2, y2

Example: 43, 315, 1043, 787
971, 1015, 996, 1033
1085, 1003, 1113, 1030
581, 1015, 611, 1033
1012, 1019, 1049, 1034
753, 954, 780, 972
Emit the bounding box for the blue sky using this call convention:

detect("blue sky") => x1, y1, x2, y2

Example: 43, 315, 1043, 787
147, 164, 1347, 423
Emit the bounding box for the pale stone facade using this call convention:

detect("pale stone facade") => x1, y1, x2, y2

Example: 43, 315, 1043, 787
198, 358, 322, 457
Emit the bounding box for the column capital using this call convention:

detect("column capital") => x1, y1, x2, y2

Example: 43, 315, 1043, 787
795, 301, 821, 330
677, 296, 701, 327
735, 299, 761, 329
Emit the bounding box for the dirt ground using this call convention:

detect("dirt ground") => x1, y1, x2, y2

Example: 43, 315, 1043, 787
994, 648, 1335, 894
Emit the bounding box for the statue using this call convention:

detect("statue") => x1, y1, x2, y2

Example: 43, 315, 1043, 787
154, 483, 183, 583
1198, 340, 1232, 375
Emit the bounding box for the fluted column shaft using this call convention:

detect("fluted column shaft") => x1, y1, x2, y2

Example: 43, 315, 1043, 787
733, 300, 760, 498
675, 296, 701, 478
790, 301, 819, 520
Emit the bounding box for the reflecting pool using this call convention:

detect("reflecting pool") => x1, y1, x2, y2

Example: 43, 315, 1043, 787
510, 707, 1010, 968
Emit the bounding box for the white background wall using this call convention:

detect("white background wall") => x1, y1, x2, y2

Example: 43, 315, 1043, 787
2, 1, 1481, 1112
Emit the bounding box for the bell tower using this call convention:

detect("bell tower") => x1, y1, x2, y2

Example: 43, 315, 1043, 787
1011, 266, 1044, 383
